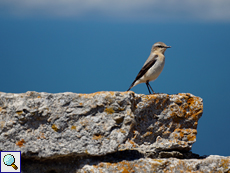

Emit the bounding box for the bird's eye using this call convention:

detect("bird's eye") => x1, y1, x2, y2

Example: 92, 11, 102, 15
158, 45, 164, 48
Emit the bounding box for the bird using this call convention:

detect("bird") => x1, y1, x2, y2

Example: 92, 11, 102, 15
127, 42, 171, 94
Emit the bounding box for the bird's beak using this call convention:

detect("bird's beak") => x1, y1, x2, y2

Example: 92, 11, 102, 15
166, 46, 171, 48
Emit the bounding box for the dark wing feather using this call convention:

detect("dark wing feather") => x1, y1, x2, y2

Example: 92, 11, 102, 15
127, 56, 157, 91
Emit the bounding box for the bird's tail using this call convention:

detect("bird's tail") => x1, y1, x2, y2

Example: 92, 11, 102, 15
127, 86, 132, 91
127, 80, 136, 91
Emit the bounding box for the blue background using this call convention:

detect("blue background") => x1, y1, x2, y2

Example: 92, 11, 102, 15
0, 2, 230, 157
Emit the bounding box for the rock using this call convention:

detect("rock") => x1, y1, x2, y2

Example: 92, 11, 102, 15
0, 91, 202, 158
77, 155, 230, 173
0, 91, 224, 173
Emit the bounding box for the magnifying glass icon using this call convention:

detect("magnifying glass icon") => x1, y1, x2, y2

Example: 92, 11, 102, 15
3, 154, 18, 170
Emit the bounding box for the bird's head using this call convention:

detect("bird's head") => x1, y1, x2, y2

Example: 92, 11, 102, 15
151, 42, 171, 54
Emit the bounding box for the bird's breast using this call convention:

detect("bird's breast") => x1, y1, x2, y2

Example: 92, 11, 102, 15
144, 57, 165, 81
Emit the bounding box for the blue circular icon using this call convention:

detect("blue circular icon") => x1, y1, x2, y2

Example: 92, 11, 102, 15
3, 154, 15, 166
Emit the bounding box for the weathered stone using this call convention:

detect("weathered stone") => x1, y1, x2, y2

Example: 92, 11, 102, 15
118, 93, 203, 156
0, 91, 202, 159
2, 91, 226, 173
78, 155, 230, 173
20, 153, 230, 173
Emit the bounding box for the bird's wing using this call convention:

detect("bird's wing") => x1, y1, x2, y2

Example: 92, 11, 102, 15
127, 54, 158, 91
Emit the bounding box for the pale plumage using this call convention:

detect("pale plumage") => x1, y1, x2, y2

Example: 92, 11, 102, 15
127, 42, 171, 94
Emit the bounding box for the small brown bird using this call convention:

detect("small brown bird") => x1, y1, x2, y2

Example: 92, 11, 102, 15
127, 42, 171, 94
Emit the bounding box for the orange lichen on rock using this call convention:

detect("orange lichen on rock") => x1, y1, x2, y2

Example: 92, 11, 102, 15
190, 109, 203, 122
37, 133, 46, 139
93, 134, 103, 140
105, 107, 115, 114
220, 158, 230, 170
79, 91, 115, 98
187, 97, 194, 105
162, 130, 171, 137
71, 125, 76, 130
116, 161, 136, 173
142, 131, 153, 138
16, 139, 25, 147
51, 124, 59, 132
41, 133, 46, 139
128, 139, 137, 147
16, 111, 23, 115
173, 128, 197, 142
187, 133, 196, 142
120, 129, 126, 134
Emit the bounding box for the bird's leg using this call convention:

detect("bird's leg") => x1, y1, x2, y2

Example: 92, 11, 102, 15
146, 81, 152, 95
147, 84, 151, 94
148, 83, 155, 94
